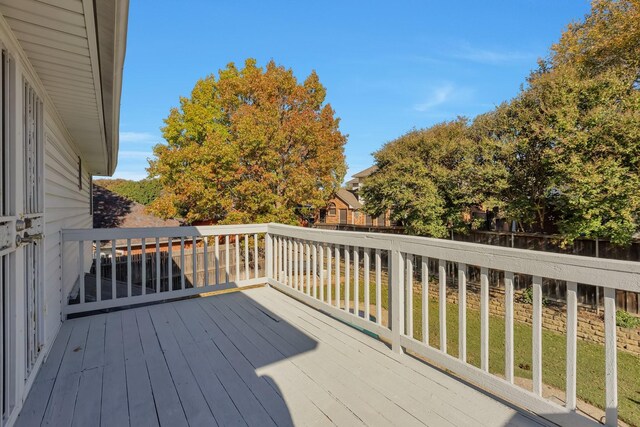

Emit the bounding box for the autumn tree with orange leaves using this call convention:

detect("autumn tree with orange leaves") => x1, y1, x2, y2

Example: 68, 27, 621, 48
148, 59, 347, 225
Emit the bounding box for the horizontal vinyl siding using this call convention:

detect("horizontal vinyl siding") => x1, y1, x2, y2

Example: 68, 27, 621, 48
43, 111, 91, 347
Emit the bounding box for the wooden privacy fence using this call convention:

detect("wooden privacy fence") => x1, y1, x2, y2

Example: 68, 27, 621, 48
91, 243, 265, 295
61, 223, 640, 426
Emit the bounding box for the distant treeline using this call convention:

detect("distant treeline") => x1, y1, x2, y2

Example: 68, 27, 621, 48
94, 178, 161, 206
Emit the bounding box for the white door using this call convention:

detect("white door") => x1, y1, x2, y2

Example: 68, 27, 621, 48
0, 47, 17, 426
0, 48, 44, 425
22, 81, 44, 377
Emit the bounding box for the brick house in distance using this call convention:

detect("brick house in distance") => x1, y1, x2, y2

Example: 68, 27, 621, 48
317, 166, 392, 226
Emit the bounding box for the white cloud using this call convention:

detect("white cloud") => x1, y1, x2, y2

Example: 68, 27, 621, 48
449, 43, 537, 65
413, 84, 456, 112
119, 131, 158, 143
415, 82, 479, 112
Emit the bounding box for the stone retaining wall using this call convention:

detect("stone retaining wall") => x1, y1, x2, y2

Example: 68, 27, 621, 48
424, 283, 640, 355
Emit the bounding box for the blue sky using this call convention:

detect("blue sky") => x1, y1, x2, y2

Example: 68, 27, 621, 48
111, 0, 591, 181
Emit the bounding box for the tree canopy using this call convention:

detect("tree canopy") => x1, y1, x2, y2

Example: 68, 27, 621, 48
361, 119, 507, 237
148, 59, 347, 224
362, 0, 640, 245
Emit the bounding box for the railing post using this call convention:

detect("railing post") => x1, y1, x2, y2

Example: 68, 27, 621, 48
604, 287, 618, 426
390, 243, 404, 354
265, 232, 273, 280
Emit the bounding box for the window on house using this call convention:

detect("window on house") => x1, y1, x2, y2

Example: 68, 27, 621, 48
319, 209, 327, 223
339, 209, 347, 224
328, 203, 336, 216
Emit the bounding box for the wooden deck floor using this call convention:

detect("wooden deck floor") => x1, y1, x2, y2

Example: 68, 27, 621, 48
16, 287, 549, 426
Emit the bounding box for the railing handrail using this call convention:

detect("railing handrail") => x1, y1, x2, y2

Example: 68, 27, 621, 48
62, 223, 269, 241
268, 223, 640, 292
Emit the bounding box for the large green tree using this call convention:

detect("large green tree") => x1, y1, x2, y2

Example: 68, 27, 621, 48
148, 59, 347, 224
363, 0, 640, 244
361, 119, 507, 237
489, 0, 640, 243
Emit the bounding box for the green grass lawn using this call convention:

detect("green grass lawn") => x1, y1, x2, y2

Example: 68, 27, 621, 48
308, 269, 640, 426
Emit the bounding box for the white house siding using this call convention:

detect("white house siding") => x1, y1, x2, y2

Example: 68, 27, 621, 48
43, 113, 91, 348
0, 13, 94, 426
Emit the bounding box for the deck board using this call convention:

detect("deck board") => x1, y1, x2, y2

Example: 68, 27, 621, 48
100, 311, 130, 427
16, 287, 549, 427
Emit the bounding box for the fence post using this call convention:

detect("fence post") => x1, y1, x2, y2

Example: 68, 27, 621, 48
390, 241, 404, 354
265, 232, 273, 281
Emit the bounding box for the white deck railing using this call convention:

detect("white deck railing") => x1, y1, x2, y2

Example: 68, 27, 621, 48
62, 223, 640, 426
62, 224, 268, 315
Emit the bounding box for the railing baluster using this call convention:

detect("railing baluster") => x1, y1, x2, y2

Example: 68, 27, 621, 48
421, 256, 428, 345
458, 263, 466, 362
364, 248, 370, 321
505, 271, 515, 383
439, 259, 447, 353
244, 234, 249, 280
306, 241, 311, 295
235, 234, 240, 282
354, 247, 359, 317
344, 246, 350, 312
278, 236, 283, 282
327, 244, 332, 303
294, 239, 299, 290
334, 245, 340, 308
375, 249, 382, 324
111, 241, 116, 299
192, 237, 197, 288
532, 275, 542, 395
406, 253, 414, 338
254, 233, 259, 279
458, 263, 467, 362
78, 240, 85, 304
319, 244, 324, 301
312, 243, 318, 298
604, 287, 618, 426
566, 281, 577, 410
280, 238, 284, 284
225, 235, 230, 283
299, 240, 304, 291
141, 238, 146, 295
480, 266, 489, 371
204, 236, 209, 287
180, 237, 185, 290
214, 236, 219, 285
127, 239, 132, 297
155, 237, 160, 293
168, 237, 173, 292
288, 238, 293, 287
391, 248, 404, 353
96, 240, 101, 301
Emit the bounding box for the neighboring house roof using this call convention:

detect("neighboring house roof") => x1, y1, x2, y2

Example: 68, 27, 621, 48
93, 184, 179, 229
335, 188, 362, 209
0, 0, 130, 175
345, 178, 358, 189
352, 165, 378, 179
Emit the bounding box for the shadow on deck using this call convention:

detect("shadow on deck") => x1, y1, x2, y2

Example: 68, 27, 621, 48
17, 287, 553, 426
